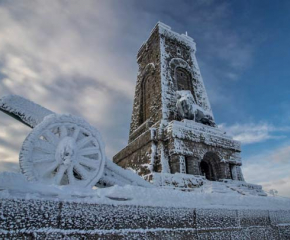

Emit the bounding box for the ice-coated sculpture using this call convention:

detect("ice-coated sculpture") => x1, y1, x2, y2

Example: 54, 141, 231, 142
176, 90, 215, 127
0, 94, 152, 189
176, 90, 196, 120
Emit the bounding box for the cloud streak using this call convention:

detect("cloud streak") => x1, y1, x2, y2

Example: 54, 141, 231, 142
242, 144, 290, 197
0, 0, 258, 161
260, 176, 290, 198
219, 122, 290, 144
0, 1, 137, 159
0, 1, 288, 199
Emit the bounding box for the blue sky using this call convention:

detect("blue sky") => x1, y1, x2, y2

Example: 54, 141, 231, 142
0, 0, 289, 196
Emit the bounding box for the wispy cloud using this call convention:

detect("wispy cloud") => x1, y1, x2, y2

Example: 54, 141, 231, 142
0, 1, 137, 159
219, 122, 290, 144
0, 0, 285, 203
0, 0, 258, 164
260, 176, 290, 198
242, 144, 290, 197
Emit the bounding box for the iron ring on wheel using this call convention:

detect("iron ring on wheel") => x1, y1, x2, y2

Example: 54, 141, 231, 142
19, 114, 106, 188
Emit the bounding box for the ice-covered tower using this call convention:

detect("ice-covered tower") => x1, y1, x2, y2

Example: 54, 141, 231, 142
114, 22, 244, 187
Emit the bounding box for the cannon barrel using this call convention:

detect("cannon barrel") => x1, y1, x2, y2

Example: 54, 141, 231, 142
0, 95, 53, 128
0, 94, 152, 188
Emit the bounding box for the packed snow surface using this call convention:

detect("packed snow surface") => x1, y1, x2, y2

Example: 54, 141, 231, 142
0, 172, 289, 211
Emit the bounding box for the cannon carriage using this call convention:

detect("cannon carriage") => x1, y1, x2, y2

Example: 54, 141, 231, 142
0, 95, 151, 189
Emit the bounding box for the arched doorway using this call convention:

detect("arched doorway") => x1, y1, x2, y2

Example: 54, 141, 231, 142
200, 152, 222, 181
200, 161, 212, 180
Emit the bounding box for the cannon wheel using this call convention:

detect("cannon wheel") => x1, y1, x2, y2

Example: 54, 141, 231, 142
19, 114, 106, 188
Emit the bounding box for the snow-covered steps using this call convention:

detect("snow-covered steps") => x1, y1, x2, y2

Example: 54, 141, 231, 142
221, 179, 268, 197
153, 172, 204, 190
152, 173, 267, 197
199, 179, 268, 196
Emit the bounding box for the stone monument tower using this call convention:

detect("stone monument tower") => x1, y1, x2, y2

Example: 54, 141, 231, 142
113, 22, 244, 187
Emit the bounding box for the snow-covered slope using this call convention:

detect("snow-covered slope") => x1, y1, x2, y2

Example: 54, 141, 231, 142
0, 172, 289, 211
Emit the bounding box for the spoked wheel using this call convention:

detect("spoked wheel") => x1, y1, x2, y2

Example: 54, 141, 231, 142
19, 114, 106, 188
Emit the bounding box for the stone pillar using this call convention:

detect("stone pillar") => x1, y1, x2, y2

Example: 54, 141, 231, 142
218, 163, 231, 180
186, 155, 201, 175
169, 155, 181, 174
158, 142, 170, 173
169, 155, 188, 174
230, 165, 238, 180
236, 166, 245, 181
179, 156, 186, 174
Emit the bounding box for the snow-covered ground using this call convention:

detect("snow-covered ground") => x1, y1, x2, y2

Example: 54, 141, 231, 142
1, 172, 289, 211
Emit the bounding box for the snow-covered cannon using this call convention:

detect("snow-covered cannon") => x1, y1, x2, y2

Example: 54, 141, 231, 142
0, 95, 151, 188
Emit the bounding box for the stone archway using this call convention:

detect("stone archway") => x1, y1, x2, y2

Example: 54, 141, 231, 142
139, 63, 156, 125
169, 58, 198, 102
200, 152, 222, 181
200, 160, 213, 180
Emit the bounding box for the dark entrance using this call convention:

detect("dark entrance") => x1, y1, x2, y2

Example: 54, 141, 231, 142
200, 152, 222, 181
200, 160, 213, 180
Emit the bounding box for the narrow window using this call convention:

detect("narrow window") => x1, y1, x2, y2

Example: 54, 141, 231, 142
175, 67, 195, 100
140, 75, 154, 123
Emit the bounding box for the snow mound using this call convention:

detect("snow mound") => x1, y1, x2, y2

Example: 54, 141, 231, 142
0, 172, 289, 210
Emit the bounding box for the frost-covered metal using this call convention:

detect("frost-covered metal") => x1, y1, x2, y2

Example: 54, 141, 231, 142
20, 114, 106, 188
0, 95, 151, 189
0, 94, 53, 128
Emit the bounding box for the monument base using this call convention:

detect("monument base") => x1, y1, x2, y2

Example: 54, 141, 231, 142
1, 197, 290, 239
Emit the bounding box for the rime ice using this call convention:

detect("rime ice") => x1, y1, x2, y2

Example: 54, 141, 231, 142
114, 22, 251, 193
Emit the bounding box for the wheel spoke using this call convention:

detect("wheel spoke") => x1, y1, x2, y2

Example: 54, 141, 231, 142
60, 125, 68, 138
54, 165, 67, 185
77, 137, 92, 149
41, 162, 59, 177
43, 131, 59, 146
34, 140, 55, 154
67, 165, 75, 184
74, 163, 88, 180
33, 153, 55, 164
79, 147, 100, 157
79, 156, 99, 169
73, 127, 80, 140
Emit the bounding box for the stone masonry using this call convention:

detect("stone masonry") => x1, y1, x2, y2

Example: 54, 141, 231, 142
113, 22, 244, 186
1, 197, 290, 239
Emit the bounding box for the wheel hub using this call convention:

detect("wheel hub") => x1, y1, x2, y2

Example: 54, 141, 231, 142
55, 136, 77, 166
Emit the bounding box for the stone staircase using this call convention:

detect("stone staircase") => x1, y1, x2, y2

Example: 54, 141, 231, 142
223, 179, 268, 196
201, 181, 230, 194
199, 179, 267, 196
152, 173, 267, 196
200, 179, 267, 196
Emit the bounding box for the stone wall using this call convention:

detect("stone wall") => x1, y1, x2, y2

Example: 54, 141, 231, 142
114, 129, 153, 176
114, 22, 245, 184
158, 23, 213, 122
129, 25, 163, 141
0, 198, 290, 239
114, 120, 244, 181
164, 121, 243, 180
